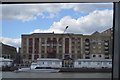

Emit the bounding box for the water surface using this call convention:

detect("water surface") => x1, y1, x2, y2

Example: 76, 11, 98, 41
2, 72, 111, 78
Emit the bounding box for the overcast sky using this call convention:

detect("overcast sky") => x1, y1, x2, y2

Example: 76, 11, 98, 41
0, 3, 113, 48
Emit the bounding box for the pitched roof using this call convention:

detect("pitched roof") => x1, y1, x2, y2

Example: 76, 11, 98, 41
91, 31, 100, 35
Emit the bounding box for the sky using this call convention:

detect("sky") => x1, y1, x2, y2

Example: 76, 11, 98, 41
0, 3, 113, 48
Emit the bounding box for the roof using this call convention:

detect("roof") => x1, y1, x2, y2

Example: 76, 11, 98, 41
75, 59, 112, 62
22, 32, 83, 36
37, 58, 62, 61
0, 57, 13, 62
91, 31, 100, 35
36, 58, 112, 62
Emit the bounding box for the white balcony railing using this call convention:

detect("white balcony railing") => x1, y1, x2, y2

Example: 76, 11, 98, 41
85, 51, 89, 53
104, 43, 109, 45
105, 47, 109, 49
85, 55, 90, 57
105, 51, 109, 53
85, 47, 89, 49
85, 43, 89, 45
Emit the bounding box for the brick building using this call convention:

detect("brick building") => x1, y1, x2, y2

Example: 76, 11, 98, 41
83, 28, 113, 59
21, 28, 113, 63
0, 42, 17, 59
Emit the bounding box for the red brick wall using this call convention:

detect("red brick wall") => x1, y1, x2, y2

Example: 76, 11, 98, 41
65, 38, 69, 54
35, 38, 39, 54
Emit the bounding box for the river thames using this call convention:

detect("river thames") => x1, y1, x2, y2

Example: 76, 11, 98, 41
1, 72, 111, 79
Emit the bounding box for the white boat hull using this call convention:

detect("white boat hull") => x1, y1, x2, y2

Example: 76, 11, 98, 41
15, 68, 60, 73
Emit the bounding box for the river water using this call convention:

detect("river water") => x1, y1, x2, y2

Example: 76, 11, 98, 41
1, 72, 111, 78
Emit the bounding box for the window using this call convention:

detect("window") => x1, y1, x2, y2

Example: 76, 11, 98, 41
104, 42, 109, 45
72, 37, 75, 40
72, 42, 75, 44
78, 62, 81, 64
77, 51, 80, 53
34, 55, 39, 59
98, 46, 101, 49
109, 62, 112, 64
59, 55, 62, 59
99, 55, 102, 57
105, 57, 109, 59
41, 38, 45, 41
42, 46, 45, 49
59, 46, 62, 48
55, 62, 60, 65
99, 50, 101, 53
98, 42, 102, 45
42, 51, 45, 53
92, 39, 96, 44
59, 37, 62, 40
98, 40, 101, 42
97, 62, 101, 65
29, 55, 32, 59
78, 42, 80, 44
92, 39, 96, 42
93, 51, 96, 53
103, 62, 107, 65
72, 51, 74, 53
72, 55, 75, 58
59, 42, 62, 44
88, 62, 91, 65
93, 46, 96, 49
41, 55, 44, 58
59, 50, 62, 53
48, 62, 52, 65
93, 55, 96, 57
72, 46, 74, 48
78, 38, 81, 40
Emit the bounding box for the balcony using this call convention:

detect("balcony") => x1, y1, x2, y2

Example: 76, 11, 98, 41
53, 44, 57, 46
85, 48, 90, 51
104, 43, 109, 46
41, 44, 46, 46
105, 53, 109, 55
85, 54, 90, 57
85, 51, 90, 53
85, 54, 90, 59
85, 42, 89, 45
104, 55, 109, 59
105, 51, 109, 53
105, 54, 109, 57
85, 47, 89, 49
46, 44, 50, 46
58, 44, 62, 46
105, 47, 109, 49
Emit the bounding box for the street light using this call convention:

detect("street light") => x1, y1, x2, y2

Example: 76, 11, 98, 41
63, 26, 69, 33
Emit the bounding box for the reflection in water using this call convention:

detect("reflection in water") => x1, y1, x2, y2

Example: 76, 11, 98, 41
2, 72, 111, 78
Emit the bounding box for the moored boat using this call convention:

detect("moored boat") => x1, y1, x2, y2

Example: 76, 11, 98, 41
14, 63, 60, 73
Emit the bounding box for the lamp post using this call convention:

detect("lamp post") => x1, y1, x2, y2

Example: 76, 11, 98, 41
63, 26, 69, 33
